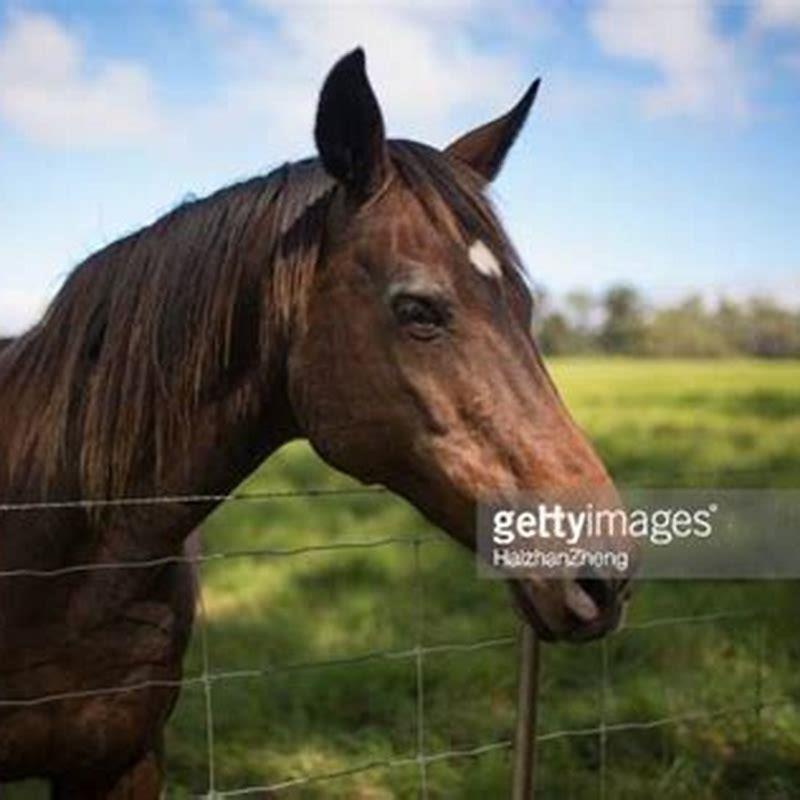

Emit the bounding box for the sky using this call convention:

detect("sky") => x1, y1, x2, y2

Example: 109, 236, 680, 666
1, 0, 799, 334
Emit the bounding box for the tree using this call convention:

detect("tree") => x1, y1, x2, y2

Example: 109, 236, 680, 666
745, 298, 800, 357
643, 296, 731, 357
599, 285, 646, 355
539, 312, 579, 355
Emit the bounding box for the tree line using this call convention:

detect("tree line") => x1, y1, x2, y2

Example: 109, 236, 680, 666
535, 285, 800, 358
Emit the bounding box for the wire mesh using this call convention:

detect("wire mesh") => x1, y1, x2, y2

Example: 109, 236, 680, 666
0, 481, 793, 798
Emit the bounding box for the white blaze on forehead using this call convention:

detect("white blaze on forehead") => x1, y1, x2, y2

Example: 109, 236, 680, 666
468, 239, 502, 279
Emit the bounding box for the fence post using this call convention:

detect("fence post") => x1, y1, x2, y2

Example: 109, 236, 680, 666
511, 625, 541, 800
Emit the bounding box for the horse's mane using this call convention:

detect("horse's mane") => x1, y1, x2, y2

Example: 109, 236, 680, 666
0, 141, 522, 501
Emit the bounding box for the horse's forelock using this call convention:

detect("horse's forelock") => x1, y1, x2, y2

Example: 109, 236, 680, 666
387, 140, 527, 288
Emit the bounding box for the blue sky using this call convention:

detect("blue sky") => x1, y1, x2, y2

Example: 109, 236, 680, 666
1, 0, 799, 333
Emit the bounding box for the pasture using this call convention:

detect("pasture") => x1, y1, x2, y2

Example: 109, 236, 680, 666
7, 359, 800, 798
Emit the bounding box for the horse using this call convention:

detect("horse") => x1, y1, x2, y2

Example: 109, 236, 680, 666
0, 49, 635, 798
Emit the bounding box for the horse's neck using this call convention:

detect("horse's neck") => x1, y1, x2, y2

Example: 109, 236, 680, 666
110, 370, 300, 550
0, 362, 299, 651
1, 355, 298, 564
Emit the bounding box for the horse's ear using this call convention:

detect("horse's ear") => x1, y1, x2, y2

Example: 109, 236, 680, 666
445, 79, 541, 182
314, 48, 389, 200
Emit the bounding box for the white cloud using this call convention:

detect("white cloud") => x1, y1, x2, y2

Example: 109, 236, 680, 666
751, 0, 800, 81
190, 0, 530, 153
753, 0, 800, 30
0, 11, 161, 148
0, 287, 46, 335
589, 0, 749, 119
0, 3, 547, 156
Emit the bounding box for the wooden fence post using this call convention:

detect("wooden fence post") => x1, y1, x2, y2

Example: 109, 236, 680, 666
511, 625, 541, 800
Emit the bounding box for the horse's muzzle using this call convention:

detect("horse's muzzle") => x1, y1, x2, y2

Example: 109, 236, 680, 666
510, 573, 631, 643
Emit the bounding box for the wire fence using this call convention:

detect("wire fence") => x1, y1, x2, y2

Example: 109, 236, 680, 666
0, 475, 795, 798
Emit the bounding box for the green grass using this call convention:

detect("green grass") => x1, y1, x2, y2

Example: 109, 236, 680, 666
6, 359, 800, 798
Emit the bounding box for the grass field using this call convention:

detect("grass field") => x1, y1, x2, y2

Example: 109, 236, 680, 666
7, 359, 800, 798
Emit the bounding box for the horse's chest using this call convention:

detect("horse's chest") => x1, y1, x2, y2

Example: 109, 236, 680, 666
0, 592, 192, 780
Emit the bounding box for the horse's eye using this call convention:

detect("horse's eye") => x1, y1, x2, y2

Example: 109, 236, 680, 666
392, 294, 447, 339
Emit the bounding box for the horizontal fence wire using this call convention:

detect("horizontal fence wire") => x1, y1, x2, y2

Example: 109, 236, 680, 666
0, 608, 760, 708
0, 464, 788, 513
0, 633, 517, 709
217, 739, 518, 798
215, 698, 794, 799
0, 534, 436, 579
0, 486, 386, 513
0, 481, 795, 798
218, 741, 517, 797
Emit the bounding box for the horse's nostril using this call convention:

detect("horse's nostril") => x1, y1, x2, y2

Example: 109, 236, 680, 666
575, 574, 615, 612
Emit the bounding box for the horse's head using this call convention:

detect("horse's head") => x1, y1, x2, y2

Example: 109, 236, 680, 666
288, 49, 636, 642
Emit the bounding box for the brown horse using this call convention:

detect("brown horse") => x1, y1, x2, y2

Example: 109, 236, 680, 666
0, 50, 634, 798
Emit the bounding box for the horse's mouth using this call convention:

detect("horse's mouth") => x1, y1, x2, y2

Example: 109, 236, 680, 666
510, 580, 626, 644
